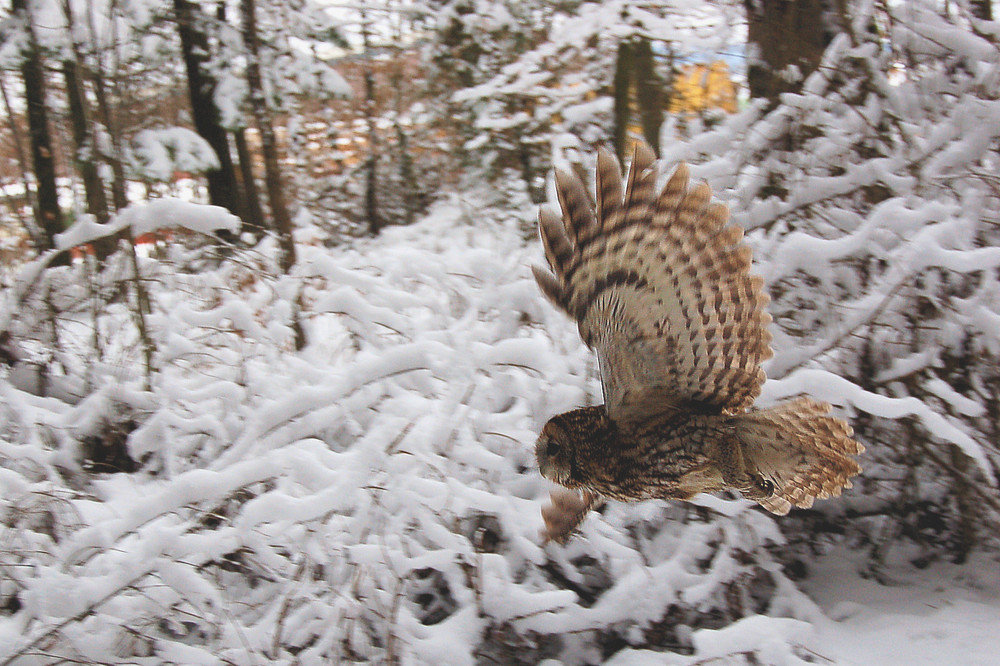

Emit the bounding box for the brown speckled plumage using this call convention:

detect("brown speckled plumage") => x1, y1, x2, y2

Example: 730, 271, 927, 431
533, 142, 864, 543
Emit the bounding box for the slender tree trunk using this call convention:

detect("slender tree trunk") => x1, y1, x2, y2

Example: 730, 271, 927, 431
62, 60, 109, 225
61, 1, 113, 257
241, 0, 305, 350
216, 1, 264, 239
63, 41, 113, 381
233, 127, 267, 233
390, 41, 417, 225
633, 38, 663, 156
84, 0, 128, 211
240, 0, 295, 271
175, 0, 243, 227
361, 13, 380, 236
743, 0, 838, 104
0, 72, 44, 248
970, 0, 993, 20
612, 40, 633, 162
613, 38, 664, 158
127, 238, 154, 391
394, 121, 416, 224
14, 0, 64, 259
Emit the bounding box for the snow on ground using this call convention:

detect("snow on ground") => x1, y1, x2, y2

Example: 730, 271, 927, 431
605, 548, 1000, 666
803, 548, 1000, 666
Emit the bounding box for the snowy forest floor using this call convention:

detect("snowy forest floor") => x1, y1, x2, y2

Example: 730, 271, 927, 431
800, 549, 1000, 666
610, 547, 1000, 665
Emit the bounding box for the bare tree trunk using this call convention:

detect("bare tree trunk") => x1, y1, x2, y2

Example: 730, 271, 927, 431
127, 238, 154, 391
612, 40, 633, 162
633, 38, 663, 156
233, 127, 268, 234
14, 0, 64, 259
84, 0, 128, 211
613, 38, 664, 158
62, 61, 109, 225
175, 0, 243, 229
390, 36, 417, 225
743, 0, 839, 104
394, 121, 416, 225
240, 0, 305, 351
0, 72, 44, 248
970, 0, 993, 20
240, 0, 295, 272
61, 0, 113, 258
361, 13, 380, 236
215, 1, 265, 239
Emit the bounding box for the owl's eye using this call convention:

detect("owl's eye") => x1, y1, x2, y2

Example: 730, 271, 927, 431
546, 440, 561, 458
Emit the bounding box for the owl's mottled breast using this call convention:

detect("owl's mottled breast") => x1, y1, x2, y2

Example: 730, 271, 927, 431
553, 408, 734, 502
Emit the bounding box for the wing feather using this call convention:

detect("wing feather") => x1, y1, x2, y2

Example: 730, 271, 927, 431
538, 206, 572, 276
596, 147, 623, 229
555, 169, 595, 245
533, 141, 773, 422
622, 142, 657, 218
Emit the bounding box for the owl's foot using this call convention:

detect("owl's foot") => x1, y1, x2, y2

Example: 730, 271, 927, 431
737, 475, 775, 502
540, 488, 602, 544
714, 443, 775, 502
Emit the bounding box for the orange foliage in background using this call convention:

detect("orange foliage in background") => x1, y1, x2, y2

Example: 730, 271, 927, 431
669, 61, 738, 117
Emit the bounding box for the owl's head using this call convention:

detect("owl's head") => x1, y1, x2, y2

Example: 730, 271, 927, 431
536, 406, 615, 488
535, 419, 578, 487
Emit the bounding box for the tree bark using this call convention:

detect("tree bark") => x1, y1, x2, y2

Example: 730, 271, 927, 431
389, 37, 417, 225
744, 0, 838, 104
613, 38, 664, 159
612, 40, 633, 162
83, 0, 128, 211
633, 38, 663, 156
0, 72, 44, 248
216, 1, 265, 238
63, 59, 114, 257
61, 0, 113, 257
174, 0, 243, 226
233, 127, 267, 234
240, 0, 295, 271
970, 0, 993, 20
14, 0, 63, 258
361, 12, 380, 236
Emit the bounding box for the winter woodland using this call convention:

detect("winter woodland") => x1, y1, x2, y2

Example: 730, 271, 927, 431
0, 0, 998, 663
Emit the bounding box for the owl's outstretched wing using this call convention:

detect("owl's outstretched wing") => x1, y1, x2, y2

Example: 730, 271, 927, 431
533, 142, 773, 423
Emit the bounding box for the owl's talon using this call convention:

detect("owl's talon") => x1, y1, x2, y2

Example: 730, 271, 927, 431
757, 477, 775, 496
739, 475, 775, 501
539, 488, 602, 545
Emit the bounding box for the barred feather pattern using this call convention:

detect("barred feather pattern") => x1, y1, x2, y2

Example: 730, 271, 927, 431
737, 398, 865, 515
532, 142, 863, 542
534, 142, 774, 420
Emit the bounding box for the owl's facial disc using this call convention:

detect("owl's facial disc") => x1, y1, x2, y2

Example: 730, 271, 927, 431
535, 425, 574, 487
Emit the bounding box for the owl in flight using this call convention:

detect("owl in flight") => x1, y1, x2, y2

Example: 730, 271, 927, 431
532, 142, 863, 543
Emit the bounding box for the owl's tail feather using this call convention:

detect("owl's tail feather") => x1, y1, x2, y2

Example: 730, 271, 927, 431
734, 397, 864, 515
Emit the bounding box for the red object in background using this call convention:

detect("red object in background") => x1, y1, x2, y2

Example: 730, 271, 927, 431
68, 229, 175, 260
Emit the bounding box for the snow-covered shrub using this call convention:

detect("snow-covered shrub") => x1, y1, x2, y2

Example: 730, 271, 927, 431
657, 1, 1000, 564
448, 0, 739, 199
305, 110, 451, 237
129, 128, 220, 182
0, 194, 822, 663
